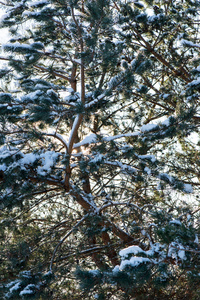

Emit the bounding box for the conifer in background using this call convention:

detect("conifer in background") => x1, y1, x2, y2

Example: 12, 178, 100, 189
0, 0, 199, 299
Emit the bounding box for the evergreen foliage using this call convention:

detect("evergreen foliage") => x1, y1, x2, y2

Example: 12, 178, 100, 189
0, 0, 199, 299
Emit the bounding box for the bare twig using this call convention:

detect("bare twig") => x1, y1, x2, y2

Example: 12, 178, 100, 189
50, 214, 88, 270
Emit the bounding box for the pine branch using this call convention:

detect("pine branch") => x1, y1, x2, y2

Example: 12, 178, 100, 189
34, 64, 73, 83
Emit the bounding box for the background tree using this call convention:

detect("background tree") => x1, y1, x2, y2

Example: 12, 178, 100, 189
0, 0, 199, 299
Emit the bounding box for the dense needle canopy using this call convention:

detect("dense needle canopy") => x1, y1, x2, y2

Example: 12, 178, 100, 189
0, 0, 199, 299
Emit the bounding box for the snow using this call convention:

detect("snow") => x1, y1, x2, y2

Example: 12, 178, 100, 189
44, 270, 52, 276
138, 154, 156, 163
73, 124, 173, 150
90, 154, 104, 164
73, 133, 97, 148
187, 77, 200, 87
73, 58, 82, 64
0, 104, 8, 108
183, 183, 193, 193
104, 160, 137, 174
148, 13, 164, 24
141, 229, 146, 236
37, 151, 60, 176
84, 98, 98, 108
20, 271, 32, 278
181, 39, 200, 48
158, 173, 193, 193
21, 153, 38, 165
108, 72, 123, 89
0, 149, 60, 176
0, 147, 18, 159
6, 280, 20, 289
162, 93, 170, 99
194, 235, 199, 244
116, 242, 187, 272
67, 87, 75, 93
22, 90, 42, 101
0, 12, 11, 24
89, 269, 100, 276
178, 247, 186, 260
112, 265, 120, 275
3, 42, 32, 51
146, 243, 163, 256
19, 284, 36, 296
120, 256, 151, 269
8, 281, 21, 293
162, 117, 171, 127
29, 0, 49, 7
130, 58, 137, 68
168, 242, 186, 261
63, 92, 79, 105
141, 123, 158, 132
22, 10, 40, 17
169, 220, 182, 226
144, 166, 151, 175
119, 245, 145, 258
103, 132, 140, 142
0, 92, 12, 99
148, 14, 157, 22
85, 93, 105, 109
0, 163, 6, 171
159, 173, 173, 183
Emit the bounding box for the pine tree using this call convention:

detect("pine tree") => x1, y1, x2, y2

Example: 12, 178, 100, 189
0, 0, 199, 299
